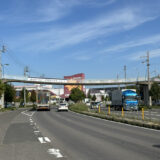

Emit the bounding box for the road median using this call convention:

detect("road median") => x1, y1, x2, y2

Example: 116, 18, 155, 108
69, 103, 160, 130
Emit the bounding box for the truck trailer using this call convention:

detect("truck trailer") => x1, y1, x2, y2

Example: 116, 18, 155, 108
111, 89, 138, 111
36, 91, 50, 111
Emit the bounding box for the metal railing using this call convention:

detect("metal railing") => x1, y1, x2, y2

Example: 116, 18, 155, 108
3, 75, 160, 85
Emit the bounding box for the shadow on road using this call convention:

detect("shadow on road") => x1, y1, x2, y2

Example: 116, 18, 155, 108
152, 144, 160, 149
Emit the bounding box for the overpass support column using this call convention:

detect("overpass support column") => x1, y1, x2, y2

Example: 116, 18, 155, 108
0, 46, 6, 108
143, 85, 150, 106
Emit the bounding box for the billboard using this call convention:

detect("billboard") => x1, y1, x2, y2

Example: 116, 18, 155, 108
64, 73, 85, 97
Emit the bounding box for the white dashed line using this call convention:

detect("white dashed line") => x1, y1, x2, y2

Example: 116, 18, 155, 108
38, 137, 46, 143
38, 137, 51, 144
44, 137, 51, 143
33, 126, 37, 130
47, 148, 63, 158
34, 130, 40, 135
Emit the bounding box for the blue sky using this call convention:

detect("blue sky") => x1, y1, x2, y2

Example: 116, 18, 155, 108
1, 0, 160, 80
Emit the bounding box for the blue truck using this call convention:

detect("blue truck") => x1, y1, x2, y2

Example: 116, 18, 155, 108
111, 89, 138, 111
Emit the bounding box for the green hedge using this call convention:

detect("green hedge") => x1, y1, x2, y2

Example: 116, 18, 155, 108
69, 103, 89, 112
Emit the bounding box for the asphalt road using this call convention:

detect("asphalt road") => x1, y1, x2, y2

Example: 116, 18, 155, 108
0, 107, 160, 160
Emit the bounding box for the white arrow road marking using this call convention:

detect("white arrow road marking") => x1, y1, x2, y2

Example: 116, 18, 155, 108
44, 137, 51, 143
47, 148, 63, 158
38, 137, 46, 143
21, 110, 35, 117
38, 137, 51, 144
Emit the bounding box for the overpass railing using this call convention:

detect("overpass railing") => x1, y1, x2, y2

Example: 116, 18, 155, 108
2, 75, 149, 85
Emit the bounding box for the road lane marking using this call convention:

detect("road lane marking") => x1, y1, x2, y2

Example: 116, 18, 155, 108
47, 148, 63, 158
38, 137, 46, 143
38, 137, 51, 143
34, 130, 40, 135
44, 137, 51, 143
33, 126, 37, 129
21, 110, 35, 117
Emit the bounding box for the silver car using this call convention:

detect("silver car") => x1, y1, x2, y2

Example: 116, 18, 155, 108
58, 103, 68, 112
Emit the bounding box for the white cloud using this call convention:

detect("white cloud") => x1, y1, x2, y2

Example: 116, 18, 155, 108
130, 48, 160, 61
0, 0, 116, 23
0, 0, 80, 23
74, 55, 91, 61
83, 0, 116, 8
103, 34, 160, 53
9, 6, 158, 54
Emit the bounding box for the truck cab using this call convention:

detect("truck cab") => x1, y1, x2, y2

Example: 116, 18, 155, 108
122, 89, 138, 111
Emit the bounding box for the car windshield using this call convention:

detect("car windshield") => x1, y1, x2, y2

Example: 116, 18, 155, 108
125, 96, 137, 101
60, 104, 66, 106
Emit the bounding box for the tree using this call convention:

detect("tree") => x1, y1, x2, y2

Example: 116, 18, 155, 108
126, 85, 140, 95
30, 90, 36, 104
0, 80, 5, 98
150, 82, 160, 102
87, 92, 92, 99
20, 88, 29, 103
105, 95, 110, 101
101, 95, 104, 101
69, 87, 85, 103
4, 83, 16, 104
92, 94, 96, 101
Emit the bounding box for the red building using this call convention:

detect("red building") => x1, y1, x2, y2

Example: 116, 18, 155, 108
64, 73, 85, 97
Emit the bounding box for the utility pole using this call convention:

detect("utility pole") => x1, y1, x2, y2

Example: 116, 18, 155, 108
141, 51, 152, 107
147, 52, 152, 107
117, 73, 120, 90
124, 65, 126, 88
24, 66, 29, 107
0, 45, 6, 108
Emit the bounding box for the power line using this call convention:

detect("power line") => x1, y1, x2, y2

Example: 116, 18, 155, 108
4, 46, 45, 77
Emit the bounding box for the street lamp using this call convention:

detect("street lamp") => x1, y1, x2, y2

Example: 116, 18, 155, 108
2, 64, 9, 78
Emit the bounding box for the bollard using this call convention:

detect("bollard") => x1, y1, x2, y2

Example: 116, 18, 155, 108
108, 105, 110, 115
122, 107, 124, 117
98, 105, 100, 113
142, 108, 144, 120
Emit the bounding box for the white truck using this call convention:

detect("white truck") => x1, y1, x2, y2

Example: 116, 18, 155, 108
36, 91, 50, 111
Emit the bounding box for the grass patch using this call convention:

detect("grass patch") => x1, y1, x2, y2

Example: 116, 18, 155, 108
69, 103, 89, 112
0, 107, 17, 112
139, 105, 160, 110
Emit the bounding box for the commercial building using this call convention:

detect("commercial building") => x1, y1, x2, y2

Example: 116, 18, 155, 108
63, 73, 85, 98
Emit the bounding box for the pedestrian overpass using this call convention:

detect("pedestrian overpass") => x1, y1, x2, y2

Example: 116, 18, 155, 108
2, 75, 160, 85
